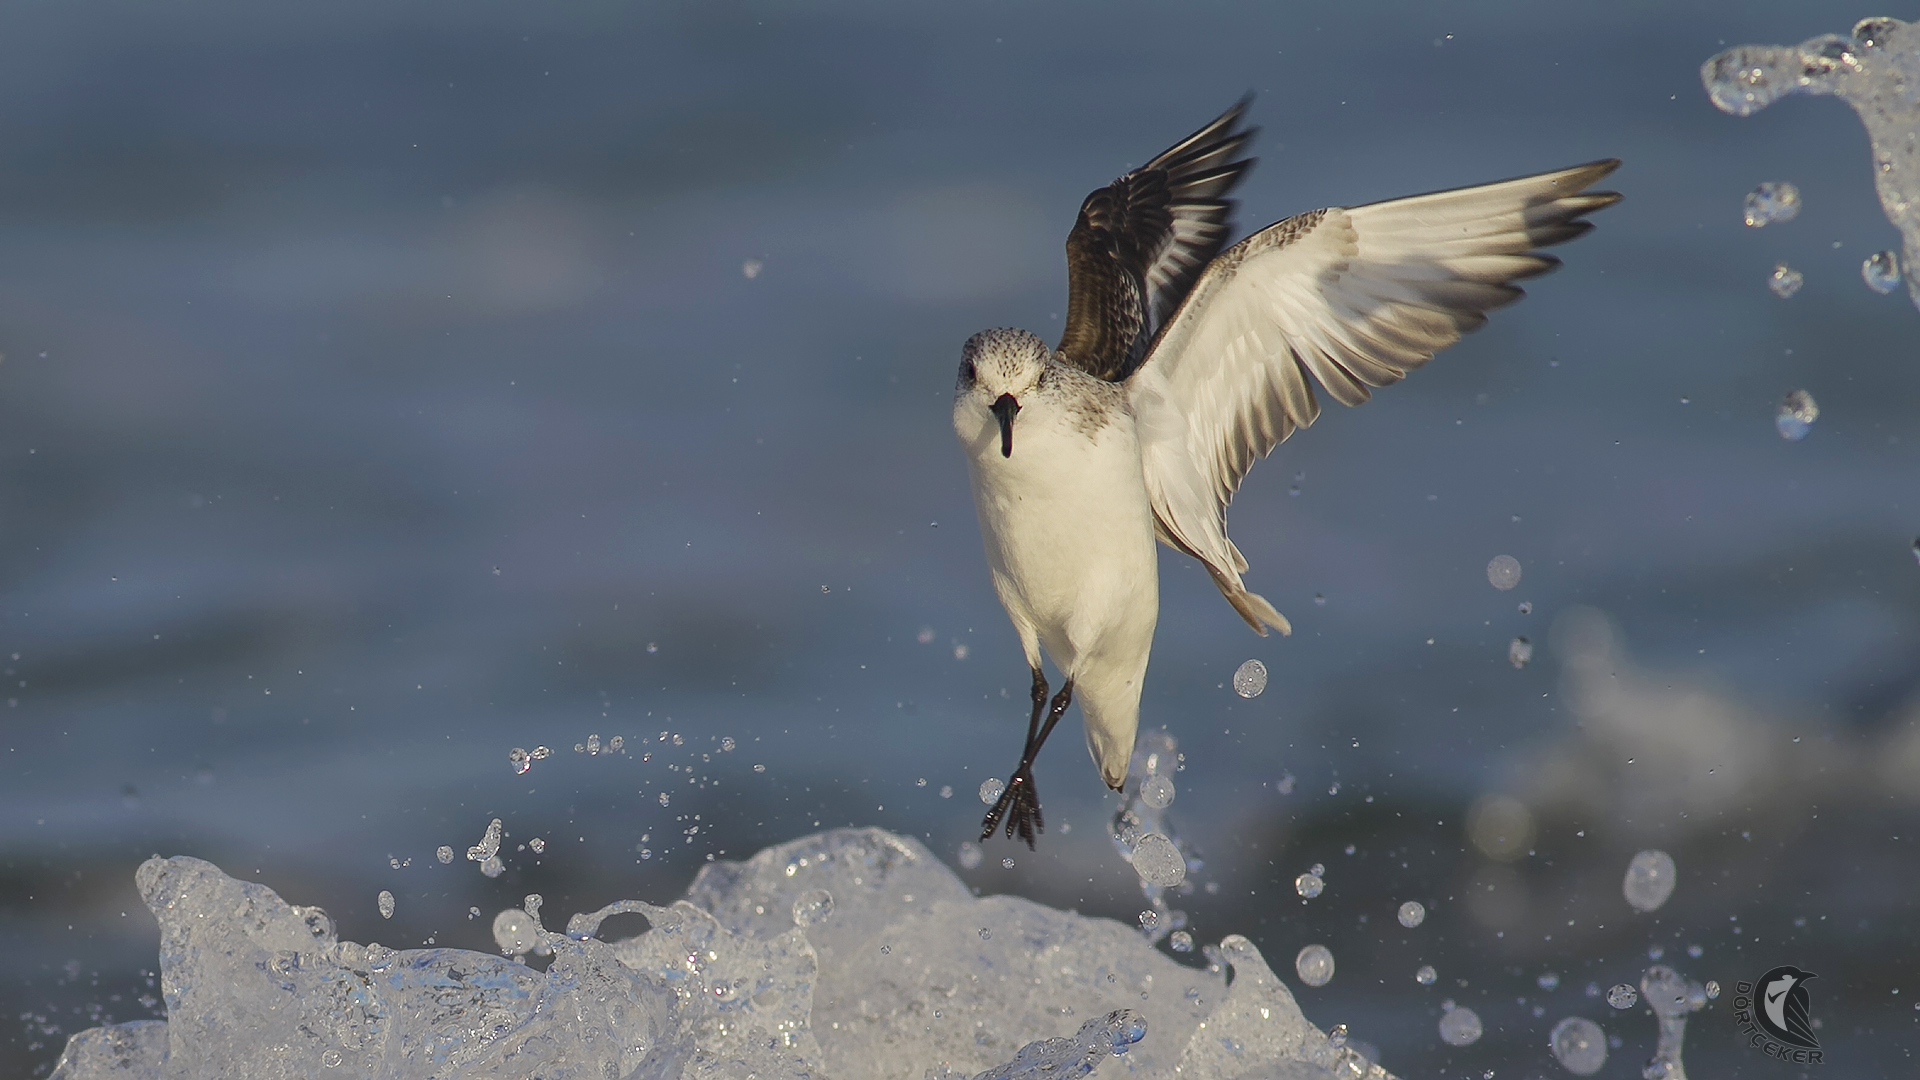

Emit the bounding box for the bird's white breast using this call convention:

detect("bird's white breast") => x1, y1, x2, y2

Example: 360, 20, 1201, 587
954, 388, 1157, 666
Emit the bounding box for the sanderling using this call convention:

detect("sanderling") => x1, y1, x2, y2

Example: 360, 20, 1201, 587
954, 98, 1620, 847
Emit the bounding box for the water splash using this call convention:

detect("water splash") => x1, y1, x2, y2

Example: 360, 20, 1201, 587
1639, 965, 1709, 1080
1704, 18, 1920, 310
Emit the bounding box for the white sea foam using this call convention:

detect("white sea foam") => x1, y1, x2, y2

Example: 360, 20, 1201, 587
49, 828, 1388, 1080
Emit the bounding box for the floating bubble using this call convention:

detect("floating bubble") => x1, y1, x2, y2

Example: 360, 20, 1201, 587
491, 908, 538, 955
1550, 1016, 1608, 1075
978, 777, 1004, 804
1416, 964, 1437, 985
1232, 659, 1268, 698
1623, 849, 1678, 912
1776, 389, 1819, 440
1294, 872, 1324, 899
790, 888, 834, 927
376, 891, 395, 920
1509, 636, 1533, 669
435, 846, 453, 864
1742, 181, 1801, 226
957, 841, 983, 870
1487, 554, 1522, 590
1140, 775, 1176, 809
1606, 983, 1639, 1010
1130, 832, 1187, 887
1398, 900, 1426, 928
1438, 1005, 1483, 1046
1864, 249, 1902, 293
1294, 944, 1335, 987
1169, 930, 1193, 952
1768, 263, 1803, 298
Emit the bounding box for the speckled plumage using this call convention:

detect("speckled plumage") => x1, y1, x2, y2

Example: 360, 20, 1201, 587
954, 99, 1621, 847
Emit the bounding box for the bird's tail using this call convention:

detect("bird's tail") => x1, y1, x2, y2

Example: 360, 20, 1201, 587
1205, 565, 1291, 637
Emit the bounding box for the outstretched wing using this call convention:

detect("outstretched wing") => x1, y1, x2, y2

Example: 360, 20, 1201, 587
1056, 99, 1256, 382
1129, 160, 1622, 633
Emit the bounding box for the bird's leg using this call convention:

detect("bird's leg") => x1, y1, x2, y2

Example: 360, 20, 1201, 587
981, 677, 1074, 850
982, 667, 1046, 842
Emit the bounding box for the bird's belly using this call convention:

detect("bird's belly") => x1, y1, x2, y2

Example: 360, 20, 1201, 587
967, 422, 1158, 659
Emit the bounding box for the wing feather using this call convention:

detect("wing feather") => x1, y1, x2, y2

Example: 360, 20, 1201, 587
1130, 160, 1622, 633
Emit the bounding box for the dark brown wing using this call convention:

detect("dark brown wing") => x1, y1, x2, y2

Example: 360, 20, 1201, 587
1057, 98, 1256, 382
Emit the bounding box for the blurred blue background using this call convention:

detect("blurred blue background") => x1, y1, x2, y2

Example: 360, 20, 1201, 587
2, 2, 1917, 1076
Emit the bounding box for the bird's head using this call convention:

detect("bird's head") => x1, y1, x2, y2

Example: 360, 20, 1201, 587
958, 328, 1049, 458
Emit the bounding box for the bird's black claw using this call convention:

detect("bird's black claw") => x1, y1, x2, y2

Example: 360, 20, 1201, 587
979, 769, 1043, 850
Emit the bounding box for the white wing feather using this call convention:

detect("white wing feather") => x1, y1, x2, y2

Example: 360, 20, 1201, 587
1129, 161, 1621, 634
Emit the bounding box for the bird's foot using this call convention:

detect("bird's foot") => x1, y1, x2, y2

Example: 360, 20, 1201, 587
979, 767, 1043, 850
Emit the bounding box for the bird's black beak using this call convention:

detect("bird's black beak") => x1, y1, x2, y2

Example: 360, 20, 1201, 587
990, 393, 1020, 458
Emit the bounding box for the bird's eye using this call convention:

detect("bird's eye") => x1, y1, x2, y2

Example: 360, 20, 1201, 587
963, 360, 978, 382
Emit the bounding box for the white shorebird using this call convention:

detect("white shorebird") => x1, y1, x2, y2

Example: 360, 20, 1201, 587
954, 99, 1620, 846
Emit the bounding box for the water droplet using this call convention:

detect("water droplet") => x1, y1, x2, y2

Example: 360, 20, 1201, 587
479, 855, 503, 878
465, 818, 503, 864
529, 746, 550, 760
1294, 943, 1335, 987
720, 736, 736, 752
1327, 1023, 1348, 1048
1398, 900, 1427, 928
1137, 909, 1159, 931
1686, 943, 1703, 958
607, 735, 623, 753
320, 1048, 342, 1068
1313, 593, 1326, 606
1232, 659, 1268, 698
1705, 980, 1721, 999
1509, 636, 1534, 669
1539, 972, 1561, 991
1776, 389, 1818, 440
1170, 930, 1193, 952
1623, 849, 1678, 912
492, 908, 538, 954
939, 784, 952, 798
1001, 857, 1015, 869
1518, 600, 1533, 615
1327, 780, 1341, 796
1606, 983, 1639, 1010
1438, 1005, 1483, 1046
1275, 773, 1296, 795
1487, 554, 1522, 590
1742, 181, 1801, 226
1768, 262, 1804, 298
1131, 832, 1187, 887
376, 891, 395, 919
1550, 1016, 1608, 1075
1309, 862, 1325, 876
585, 733, 601, 755
979, 926, 993, 940
790, 888, 834, 927
957, 841, 983, 870
658, 792, 671, 807
509, 747, 531, 774
978, 777, 1005, 804
1140, 775, 1176, 809
528, 837, 545, 854
1416, 964, 1437, 985
435, 845, 453, 864
1863, 249, 1902, 293
1295, 872, 1325, 899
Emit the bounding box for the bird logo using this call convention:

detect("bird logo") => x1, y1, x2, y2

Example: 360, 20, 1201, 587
1754, 965, 1819, 1049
